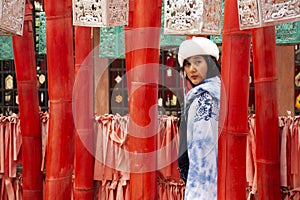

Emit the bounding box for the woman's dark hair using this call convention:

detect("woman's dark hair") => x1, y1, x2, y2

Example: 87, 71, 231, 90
203, 55, 221, 79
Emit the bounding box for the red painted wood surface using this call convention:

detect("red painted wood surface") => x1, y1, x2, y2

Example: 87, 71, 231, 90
73, 26, 95, 199
44, 0, 75, 199
12, 1, 43, 199
252, 26, 281, 200
217, 0, 251, 199
125, 0, 162, 199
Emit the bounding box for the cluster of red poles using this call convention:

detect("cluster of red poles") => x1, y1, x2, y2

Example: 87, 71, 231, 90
11, 0, 280, 199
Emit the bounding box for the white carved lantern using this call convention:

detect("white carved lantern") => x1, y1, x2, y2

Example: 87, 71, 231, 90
238, 0, 300, 30
72, 0, 128, 27
0, 0, 25, 36
163, 0, 223, 35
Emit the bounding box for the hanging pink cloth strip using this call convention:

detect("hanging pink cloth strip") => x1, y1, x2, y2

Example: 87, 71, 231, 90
5, 118, 12, 179
292, 117, 300, 193
162, 183, 168, 200
110, 115, 128, 176
109, 177, 118, 200
2, 115, 15, 200
115, 180, 124, 200
94, 115, 105, 181
291, 119, 299, 189
246, 125, 254, 186
1, 115, 6, 200
40, 112, 49, 171
102, 115, 114, 181
157, 116, 167, 177
96, 181, 106, 200
119, 116, 130, 182
296, 119, 300, 189
105, 181, 110, 200
95, 114, 115, 181
157, 115, 180, 180
165, 116, 172, 177
7, 115, 19, 179
246, 116, 256, 200
280, 115, 292, 187
11, 114, 21, 162
107, 180, 116, 200
1, 178, 4, 200
246, 115, 257, 195
287, 118, 292, 188
289, 186, 300, 199
170, 116, 180, 179
157, 176, 165, 199
4, 177, 15, 200
0, 115, 5, 174
15, 176, 22, 200
170, 181, 175, 200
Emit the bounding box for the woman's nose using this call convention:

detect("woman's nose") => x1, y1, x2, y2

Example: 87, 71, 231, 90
189, 64, 196, 71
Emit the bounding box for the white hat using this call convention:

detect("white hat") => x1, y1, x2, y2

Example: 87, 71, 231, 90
178, 37, 219, 67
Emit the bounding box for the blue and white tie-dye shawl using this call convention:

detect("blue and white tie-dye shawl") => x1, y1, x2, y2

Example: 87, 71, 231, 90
184, 76, 220, 200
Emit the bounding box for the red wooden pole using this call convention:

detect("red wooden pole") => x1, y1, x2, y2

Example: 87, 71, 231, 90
217, 0, 251, 199
125, 0, 134, 96
12, 1, 43, 199
73, 26, 95, 199
252, 26, 281, 200
125, 0, 161, 199
44, 0, 75, 198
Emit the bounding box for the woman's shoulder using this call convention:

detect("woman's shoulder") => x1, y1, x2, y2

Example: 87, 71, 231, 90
192, 91, 219, 122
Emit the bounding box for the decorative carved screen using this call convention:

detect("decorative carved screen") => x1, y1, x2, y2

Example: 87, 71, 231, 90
0, 0, 25, 35
0, 36, 14, 60
238, 0, 300, 30
72, 0, 129, 27
163, 0, 222, 35
211, 1, 300, 45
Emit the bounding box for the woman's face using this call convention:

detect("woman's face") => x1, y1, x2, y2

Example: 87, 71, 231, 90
184, 55, 208, 85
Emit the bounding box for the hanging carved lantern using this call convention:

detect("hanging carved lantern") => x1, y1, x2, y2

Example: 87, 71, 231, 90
163, 0, 223, 35
238, 0, 300, 30
0, 0, 25, 35
72, 0, 129, 27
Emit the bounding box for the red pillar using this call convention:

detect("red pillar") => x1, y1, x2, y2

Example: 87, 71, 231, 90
217, 0, 251, 199
125, 0, 134, 95
125, 0, 162, 199
73, 26, 95, 199
44, 0, 75, 199
252, 26, 281, 200
12, 1, 43, 199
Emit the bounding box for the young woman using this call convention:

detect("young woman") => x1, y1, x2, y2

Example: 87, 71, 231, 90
177, 37, 221, 199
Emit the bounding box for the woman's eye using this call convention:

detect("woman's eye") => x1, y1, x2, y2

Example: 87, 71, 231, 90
184, 62, 191, 67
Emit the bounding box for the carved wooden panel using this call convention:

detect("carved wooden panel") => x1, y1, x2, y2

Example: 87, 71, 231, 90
163, 0, 222, 35
72, 0, 128, 27
0, 0, 25, 36
238, 0, 300, 30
